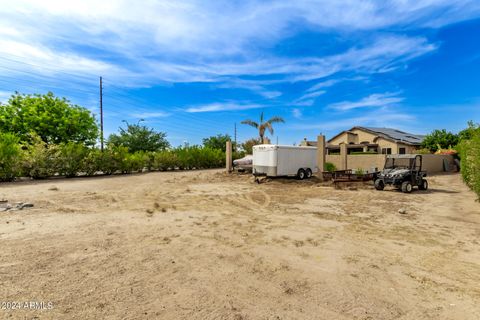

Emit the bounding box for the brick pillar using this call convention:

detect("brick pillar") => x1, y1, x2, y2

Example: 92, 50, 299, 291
340, 143, 348, 170
316, 135, 326, 179
226, 141, 232, 173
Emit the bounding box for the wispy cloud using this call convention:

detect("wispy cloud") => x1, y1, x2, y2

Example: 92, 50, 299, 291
292, 108, 302, 119
297, 109, 415, 131
0, 91, 11, 103
328, 92, 404, 111
185, 102, 264, 113
130, 111, 170, 119
292, 90, 326, 107
215, 78, 282, 99
306, 76, 367, 92
0, 0, 465, 88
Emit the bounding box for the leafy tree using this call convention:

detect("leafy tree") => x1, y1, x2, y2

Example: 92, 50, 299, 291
458, 127, 480, 199
202, 134, 232, 152
458, 121, 480, 141
107, 121, 170, 153
0, 132, 22, 181
421, 129, 459, 152
241, 111, 285, 143
0, 92, 98, 145
241, 138, 262, 154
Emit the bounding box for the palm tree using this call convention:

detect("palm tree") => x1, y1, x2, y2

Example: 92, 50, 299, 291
241, 111, 285, 143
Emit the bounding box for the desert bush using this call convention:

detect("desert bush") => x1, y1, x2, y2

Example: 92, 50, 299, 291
0, 140, 227, 182
153, 150, 177, 171
355, 168, 365, 176
233, 151, 246, 160
122, 152, 147, 173
174, 147, 196, 170
0, 132, 22, 181
100, 146, 129, 175
350, 151, 378, 155
416, 148, 433, 154
82, 148, 103, 176
56, 142, 89, 177
458, 131, 480, 199
325, 162, 336, 172
22, 135, 58, 179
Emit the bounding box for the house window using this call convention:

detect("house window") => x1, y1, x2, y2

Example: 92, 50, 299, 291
381, 148, 392, 154
348, 148, 364, 154
399, 147, 406, 154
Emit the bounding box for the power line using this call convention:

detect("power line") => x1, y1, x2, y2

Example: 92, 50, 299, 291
0, 55, 99, 82
100, 76, 104, 152
101, 81, 226, 129
0, 62, 252, 142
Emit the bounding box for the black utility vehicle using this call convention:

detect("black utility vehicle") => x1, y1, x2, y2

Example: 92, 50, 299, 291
374, 154, 428, 193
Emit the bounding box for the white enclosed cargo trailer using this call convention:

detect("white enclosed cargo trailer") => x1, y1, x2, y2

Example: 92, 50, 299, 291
252, 144, 318, 179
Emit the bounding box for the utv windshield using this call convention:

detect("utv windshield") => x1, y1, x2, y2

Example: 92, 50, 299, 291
384, 158, 412, 169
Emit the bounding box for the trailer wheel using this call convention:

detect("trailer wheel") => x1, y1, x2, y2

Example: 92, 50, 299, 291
297, 168, 306, 180
305, 168, 313, 179
401, 181, 412, 193
374, 179, 384, 190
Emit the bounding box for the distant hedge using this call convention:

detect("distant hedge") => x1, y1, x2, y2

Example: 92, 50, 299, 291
458, 131, 480, 199
0, 132, 226, 182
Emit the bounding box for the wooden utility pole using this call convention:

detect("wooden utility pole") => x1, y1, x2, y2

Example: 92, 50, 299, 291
100, 76, 104, 152
226, 141, 233, 173
234, 123, 237, 152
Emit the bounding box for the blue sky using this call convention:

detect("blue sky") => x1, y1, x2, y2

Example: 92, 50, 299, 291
0, 1, 479, 146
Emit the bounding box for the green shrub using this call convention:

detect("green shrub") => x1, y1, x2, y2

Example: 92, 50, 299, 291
153, 150, 177, 171
56, 142, 89, 177
458, 131, 480, 199
1, 140, 227, 182
82, 148, 103, 176
22, 135, 58, 179
100, 145, 129, 175
325, 162, 336, 172
233, 151, 246, 160
123, 152, 146, 173
349, 151, 378, 155
416, 148, 433, 154
0, 132, 22, 181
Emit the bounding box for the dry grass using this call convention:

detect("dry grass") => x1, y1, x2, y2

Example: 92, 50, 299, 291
0, 170, 479, 319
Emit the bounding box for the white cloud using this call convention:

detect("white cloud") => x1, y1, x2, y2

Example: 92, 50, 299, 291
306, 76, 367, 92
292, 90, 326, 107
0, 91, 11, 103
297, 109, 415, 131
328, 92, 404, 111
185, 102, 264, 113
292, 108, 302, 119
215, 79, 283, 99
0, 0, 471, 88
130, 111, 170, 119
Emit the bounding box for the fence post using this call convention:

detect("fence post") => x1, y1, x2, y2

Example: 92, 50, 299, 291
340, 143, 348, 170
226, 141, 233, 173
317, 135, 326, 179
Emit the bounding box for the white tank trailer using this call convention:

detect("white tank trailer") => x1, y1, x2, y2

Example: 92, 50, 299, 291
252, 144, 318, 179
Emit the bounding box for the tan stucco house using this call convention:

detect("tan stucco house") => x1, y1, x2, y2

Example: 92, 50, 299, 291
302, 126, 425, 155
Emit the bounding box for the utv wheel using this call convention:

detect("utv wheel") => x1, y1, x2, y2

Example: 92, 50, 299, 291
297, 168, 306, 180
305, 168, 313, 179
401, 181, 412, 193
419, 179, 428, 190
374, 179, 385, 190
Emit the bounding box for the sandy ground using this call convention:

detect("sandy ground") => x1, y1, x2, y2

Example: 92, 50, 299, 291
0, 170, 479, 320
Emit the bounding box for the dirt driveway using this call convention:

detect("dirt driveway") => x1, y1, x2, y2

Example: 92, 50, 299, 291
0, 170, 479, 319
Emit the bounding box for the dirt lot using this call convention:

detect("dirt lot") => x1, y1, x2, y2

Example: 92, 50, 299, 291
0, 170, 479, 320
